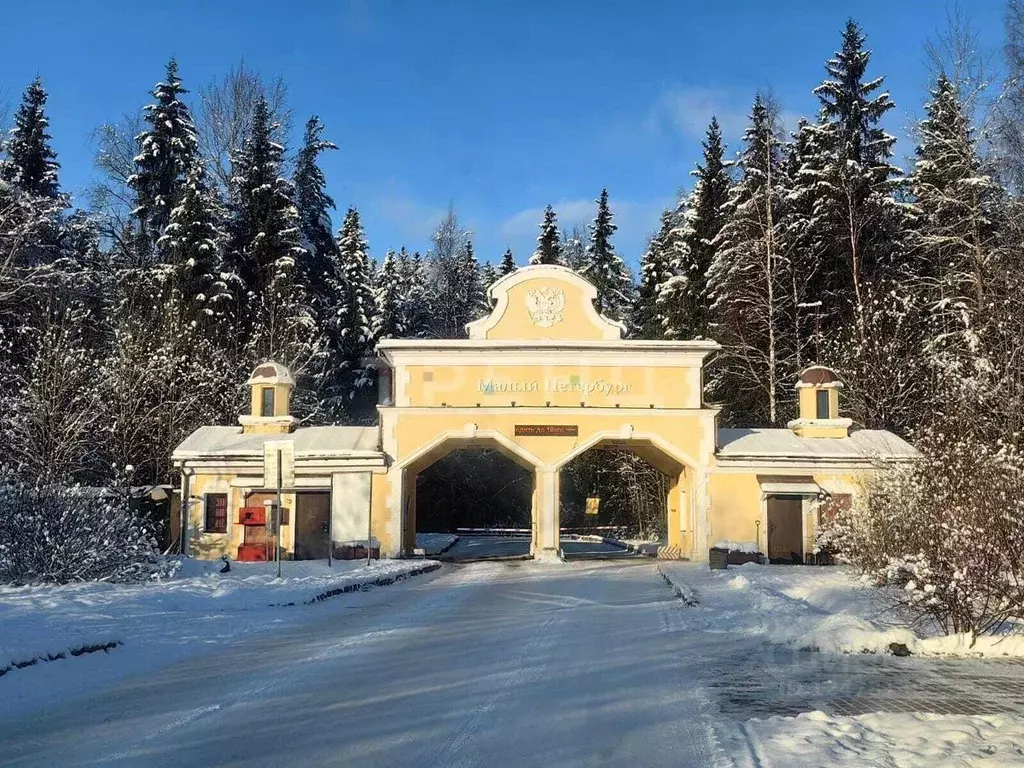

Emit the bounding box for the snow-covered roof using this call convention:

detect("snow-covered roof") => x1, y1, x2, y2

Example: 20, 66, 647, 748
246, 361, 295, 386
717, 428, 917, 461
172, 426, 380, 459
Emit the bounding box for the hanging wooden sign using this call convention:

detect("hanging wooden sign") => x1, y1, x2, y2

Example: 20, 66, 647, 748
585, 497, 601, 516
514, 424, 579, 437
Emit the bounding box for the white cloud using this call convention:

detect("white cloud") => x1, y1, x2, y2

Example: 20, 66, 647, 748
373, 194, 446, 242
649, 86, 803, 142
498, 196, 670, 266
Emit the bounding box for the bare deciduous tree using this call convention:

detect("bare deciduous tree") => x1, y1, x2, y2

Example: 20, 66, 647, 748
195, 61, 291, 190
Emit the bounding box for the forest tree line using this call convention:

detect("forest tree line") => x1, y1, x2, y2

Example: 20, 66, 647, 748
1, 11, 1023, 498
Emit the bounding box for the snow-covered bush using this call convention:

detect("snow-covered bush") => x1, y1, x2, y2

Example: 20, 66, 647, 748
818, 427, 1024, 640
0, 481, 163, 585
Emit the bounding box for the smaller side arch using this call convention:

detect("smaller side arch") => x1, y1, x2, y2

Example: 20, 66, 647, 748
552, 429, 701, 473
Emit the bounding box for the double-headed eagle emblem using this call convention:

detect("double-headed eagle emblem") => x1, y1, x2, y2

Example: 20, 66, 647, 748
525, 286, 566, 328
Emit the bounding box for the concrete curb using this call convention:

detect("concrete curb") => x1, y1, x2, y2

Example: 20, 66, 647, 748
0, 641, 122, 681
305, 561, 443, 604
656, 563, 699, 606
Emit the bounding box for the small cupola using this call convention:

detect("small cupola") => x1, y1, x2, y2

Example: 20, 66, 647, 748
788, 365, 852, 438
239, 361, 296, 435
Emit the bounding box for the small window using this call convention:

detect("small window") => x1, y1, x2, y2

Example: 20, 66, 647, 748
260, 387, 275, 417
816, 389, 830, 419
205, 493, 228, 533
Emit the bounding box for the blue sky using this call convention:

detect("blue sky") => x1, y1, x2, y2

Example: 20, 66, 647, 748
0, 0, 1008, 267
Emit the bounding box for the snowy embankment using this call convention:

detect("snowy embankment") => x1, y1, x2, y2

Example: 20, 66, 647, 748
658, 561, 1024, 657
726, 711, 1024, 767
0, 558, 439, 717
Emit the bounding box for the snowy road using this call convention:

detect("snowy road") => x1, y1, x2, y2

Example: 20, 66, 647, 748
0, 561, 719, 767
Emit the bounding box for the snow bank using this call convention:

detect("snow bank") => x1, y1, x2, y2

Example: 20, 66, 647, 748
0, 558, 440, 717
712, 539, 760, 554
657, 562, 1024, 657
732, 711, 1024, 767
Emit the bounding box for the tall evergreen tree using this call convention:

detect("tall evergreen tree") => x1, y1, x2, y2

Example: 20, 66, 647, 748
328, 206, 375, 417
660, 117, 732, 339
292, 116, 339, 304
1, 78, 60, 199
804, 19, 903, 332
481, 261, 499, 294
910, 73, 1010, 431
706, 94, 794, 426
400, 249, 431, 337
156, 159, 227, 329
372, 249, 407, 341
224, 97, 311, 364
633, 210, 679, 339
580, 189, 633, 322
461, 238, 489, 318
499, 248, 516, 275
129, 59, 199, 248
529, 205, 563, 265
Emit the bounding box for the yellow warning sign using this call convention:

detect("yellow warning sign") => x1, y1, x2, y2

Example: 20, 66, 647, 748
585, 497, 600, 516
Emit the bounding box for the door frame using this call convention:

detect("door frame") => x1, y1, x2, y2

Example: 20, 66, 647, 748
760, 493, 810, 563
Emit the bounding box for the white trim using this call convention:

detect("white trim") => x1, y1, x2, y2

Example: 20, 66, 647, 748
759, 480, 822, 495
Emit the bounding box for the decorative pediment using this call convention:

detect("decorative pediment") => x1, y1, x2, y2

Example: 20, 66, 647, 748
466, 265, 623, 341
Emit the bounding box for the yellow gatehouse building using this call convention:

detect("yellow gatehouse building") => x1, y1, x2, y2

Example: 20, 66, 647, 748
172, 265, 915, 563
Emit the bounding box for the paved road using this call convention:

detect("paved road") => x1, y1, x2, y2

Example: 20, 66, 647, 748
0, 561, 718, 768
443, 535, 637, 561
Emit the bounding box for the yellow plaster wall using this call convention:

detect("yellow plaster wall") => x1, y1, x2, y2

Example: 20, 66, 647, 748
187, 472, 296, 559
389, 410, 710, 470
403, 364, 698, 409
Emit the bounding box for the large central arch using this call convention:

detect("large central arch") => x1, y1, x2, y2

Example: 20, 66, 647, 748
395, 430, 544, 555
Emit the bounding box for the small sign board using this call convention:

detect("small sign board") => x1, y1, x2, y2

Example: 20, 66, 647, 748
514, 424, 579, 437
585, 497, 601, 516
263, 440, 296, 490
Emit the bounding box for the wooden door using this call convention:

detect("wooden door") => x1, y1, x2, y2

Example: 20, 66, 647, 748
767, 495, 804, 563
295, 492, 331, 560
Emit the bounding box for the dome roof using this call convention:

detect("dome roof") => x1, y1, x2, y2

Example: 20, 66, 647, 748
246, 361, 295, 386
797, 365, 841, 386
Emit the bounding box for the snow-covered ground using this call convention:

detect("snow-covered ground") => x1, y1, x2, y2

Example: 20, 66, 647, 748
725, 711, 1024, 767
0, 558, 438, 718
2, 559, 1023, 766
659, 560, 1024, 657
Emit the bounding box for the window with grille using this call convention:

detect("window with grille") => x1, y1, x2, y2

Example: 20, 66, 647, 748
205, 493, 228, 533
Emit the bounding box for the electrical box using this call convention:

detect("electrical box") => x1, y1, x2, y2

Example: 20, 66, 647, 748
239, 507, 266, 526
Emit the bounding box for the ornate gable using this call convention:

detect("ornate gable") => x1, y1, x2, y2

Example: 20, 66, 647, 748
466, 265, 623, 341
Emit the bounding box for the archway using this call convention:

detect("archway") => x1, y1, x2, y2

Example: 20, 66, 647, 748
556, 438, 689, 558
401, 436, 539, 560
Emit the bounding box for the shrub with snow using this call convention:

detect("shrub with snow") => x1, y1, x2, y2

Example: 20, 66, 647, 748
0, 482, 163, 585
817, 426, 1024, 641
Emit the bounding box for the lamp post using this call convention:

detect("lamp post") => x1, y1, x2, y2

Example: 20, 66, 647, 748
180, 465, 195, 557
